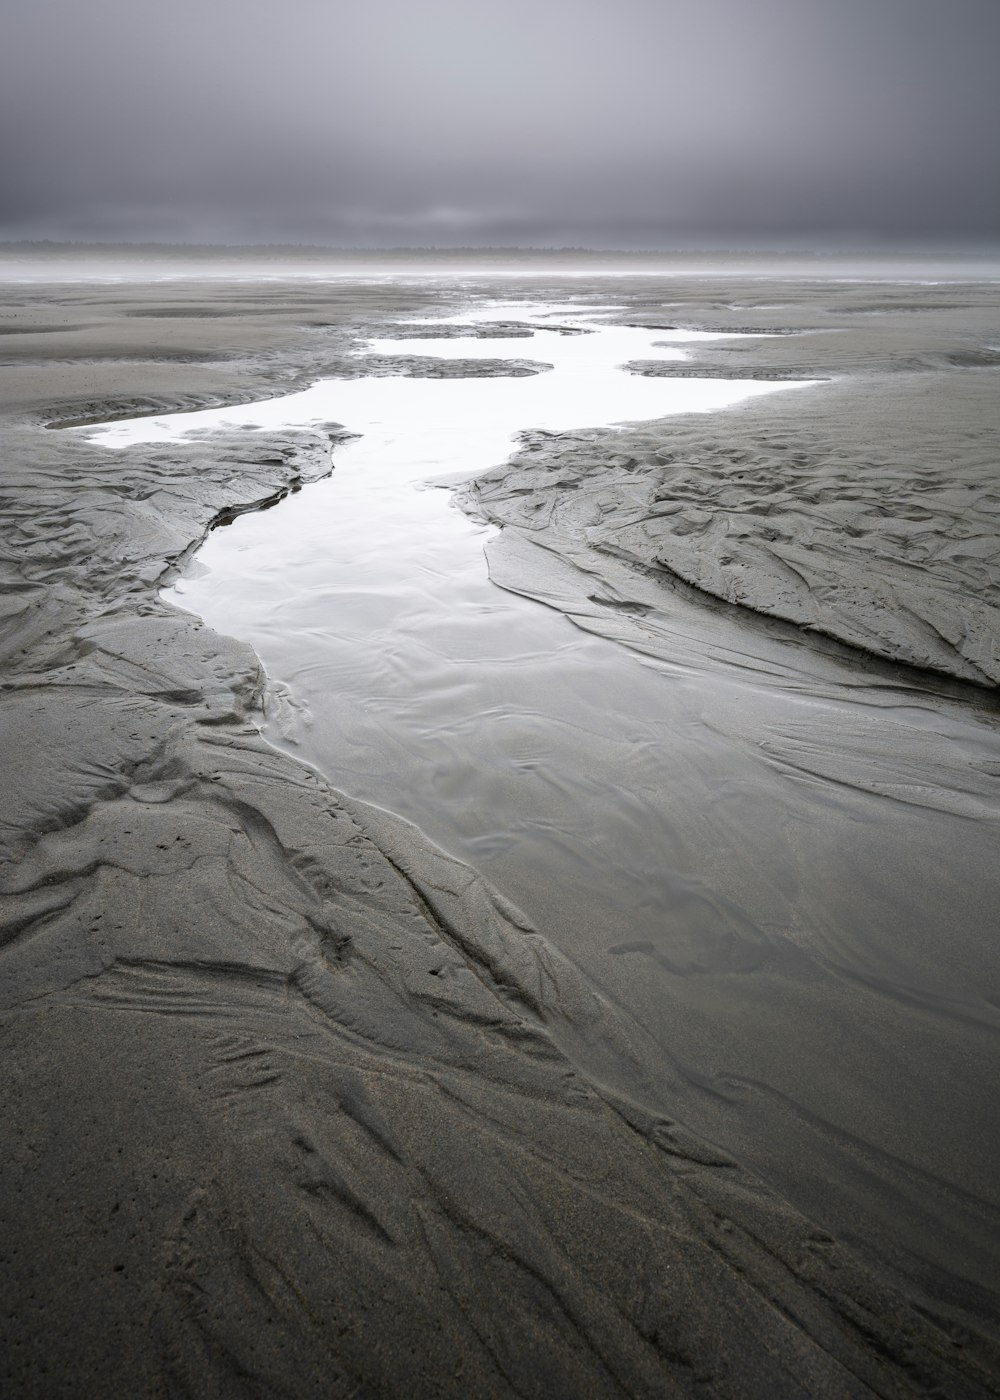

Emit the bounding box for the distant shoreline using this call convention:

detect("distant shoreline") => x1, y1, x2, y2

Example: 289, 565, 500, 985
3, 243, 999, 288
2, 239, 1000, 260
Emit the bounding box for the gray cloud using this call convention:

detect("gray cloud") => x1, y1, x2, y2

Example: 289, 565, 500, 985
2, 0, 998, 246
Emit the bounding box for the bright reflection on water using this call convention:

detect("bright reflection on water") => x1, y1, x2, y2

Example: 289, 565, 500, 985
87, 302, 814, 928
84, 298, 1000, 1299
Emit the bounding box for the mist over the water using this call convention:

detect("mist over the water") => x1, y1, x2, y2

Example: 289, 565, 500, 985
2, 0, 998, 248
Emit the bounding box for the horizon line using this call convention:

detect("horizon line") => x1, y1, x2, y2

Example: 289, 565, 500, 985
2, 239, 1000, 259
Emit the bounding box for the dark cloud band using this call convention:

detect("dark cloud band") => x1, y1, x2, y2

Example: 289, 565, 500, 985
2, 0, 998, 245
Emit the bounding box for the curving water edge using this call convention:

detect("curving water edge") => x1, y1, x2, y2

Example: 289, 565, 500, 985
83, 293, 1000, 1328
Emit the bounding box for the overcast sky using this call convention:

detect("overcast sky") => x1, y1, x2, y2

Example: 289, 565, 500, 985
2, 0, 998, 248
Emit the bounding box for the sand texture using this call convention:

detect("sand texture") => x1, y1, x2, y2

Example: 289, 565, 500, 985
462, 284, 1000, 687
2, 267, 999, 1397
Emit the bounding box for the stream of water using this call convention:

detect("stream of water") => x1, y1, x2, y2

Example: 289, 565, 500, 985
84, 294, 1000, 1317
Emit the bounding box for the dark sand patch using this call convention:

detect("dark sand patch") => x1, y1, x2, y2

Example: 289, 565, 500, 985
322, 353, 552, 378
376, 319, 590, 339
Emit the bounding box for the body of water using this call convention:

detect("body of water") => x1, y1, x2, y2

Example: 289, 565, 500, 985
85, 296, 1000, 1324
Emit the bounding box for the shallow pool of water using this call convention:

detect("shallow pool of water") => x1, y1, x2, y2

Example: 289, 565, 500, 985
85, 294, 1000, 1316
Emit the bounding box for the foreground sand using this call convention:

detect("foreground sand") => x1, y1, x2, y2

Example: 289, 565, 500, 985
1, 261, 998, 1397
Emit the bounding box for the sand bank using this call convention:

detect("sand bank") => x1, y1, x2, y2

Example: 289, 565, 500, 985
1, 267, 999, 1397
462, 280, 1000, 686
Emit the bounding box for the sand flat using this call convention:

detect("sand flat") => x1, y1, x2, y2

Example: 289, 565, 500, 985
1, 258, 999, 1397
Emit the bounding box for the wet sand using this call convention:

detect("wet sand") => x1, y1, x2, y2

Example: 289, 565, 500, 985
1, 257, 999, 1397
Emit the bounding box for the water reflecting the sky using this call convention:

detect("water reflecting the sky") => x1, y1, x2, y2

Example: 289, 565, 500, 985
84, 298, 1000, 1302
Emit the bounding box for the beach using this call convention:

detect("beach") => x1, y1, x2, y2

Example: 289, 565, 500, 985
1, 251, 998, 1397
